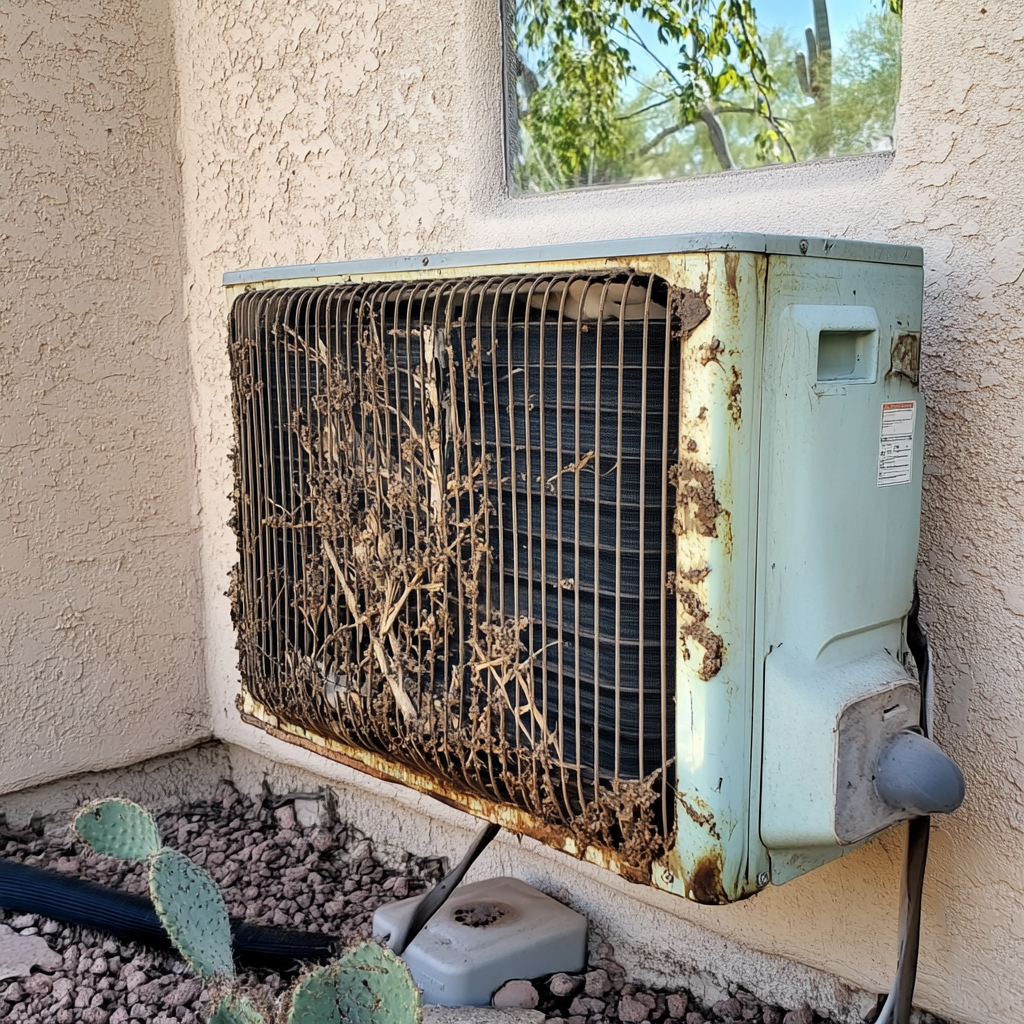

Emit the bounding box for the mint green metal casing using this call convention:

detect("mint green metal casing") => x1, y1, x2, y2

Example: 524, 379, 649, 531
653, 246, 924, 903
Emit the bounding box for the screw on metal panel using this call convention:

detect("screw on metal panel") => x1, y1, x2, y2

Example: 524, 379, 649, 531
661, 868, 674, 885
757, 871, 770, 887
799, 239, 809, 254
422, 257, 430, 265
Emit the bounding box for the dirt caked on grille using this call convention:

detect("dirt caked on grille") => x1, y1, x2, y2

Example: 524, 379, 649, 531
229, 272, 682, 871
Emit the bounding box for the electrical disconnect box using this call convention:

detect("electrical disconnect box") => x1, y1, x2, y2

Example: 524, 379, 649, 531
226, 233, 963, 905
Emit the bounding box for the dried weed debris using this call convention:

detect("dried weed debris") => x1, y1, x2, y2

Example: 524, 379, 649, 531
229, 282, 672, 870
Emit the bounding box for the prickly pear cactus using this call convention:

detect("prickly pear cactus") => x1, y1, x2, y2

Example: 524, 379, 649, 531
74, 797, 420, 1022
288, 942, 422, 1024
208, 992, 268, 1024
74, 797, 235, 981
73, 799, 162, 861
149, 847, 235, 980
287, 963, 346, 1024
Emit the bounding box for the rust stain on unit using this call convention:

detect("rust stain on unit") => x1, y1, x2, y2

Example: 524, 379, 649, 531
679, 793, 721, 841
688, 850, 729, 905
676, 586, 724, 681
727, 365, 742, 425
671, 457, 726, 677
239, 697, 652, 885
669, 286, 711, 341
700, 336, 725, 366
656, 844, 732, 904
723, 252, 740, 298
671, 456, 724, 539
888, 331, 921, 385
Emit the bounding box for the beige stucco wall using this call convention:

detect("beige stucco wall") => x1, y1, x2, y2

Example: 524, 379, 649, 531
3, 0, 1022, 1021
174, 1, 1024, 1021
0, 0, 210, 793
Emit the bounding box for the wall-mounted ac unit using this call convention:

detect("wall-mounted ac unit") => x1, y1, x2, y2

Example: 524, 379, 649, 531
224, 234, 960, 904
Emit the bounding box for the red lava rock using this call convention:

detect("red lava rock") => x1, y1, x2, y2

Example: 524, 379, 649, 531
2, 982, 24, 1002
549, 973, 583, 998
686, 1014, 706, 1024
762, 1009, 784, 1024
584, 968, 611, 997
714, 997, 744, 1019
123, 968, 147, 992
165, 978, 204, 1006
783, 1005, 814, 1024
493, 979, 540, 1009
618, 992, 656, 1022
21, 973, 53, 996
52, 977, 74, 1000
667, 993, 689, 1018
273, 804, 297, 831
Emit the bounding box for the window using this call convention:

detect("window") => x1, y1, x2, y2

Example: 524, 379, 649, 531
504, 0, 902, 192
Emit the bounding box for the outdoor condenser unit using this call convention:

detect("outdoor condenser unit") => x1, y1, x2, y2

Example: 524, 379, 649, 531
225, 234, 962, 904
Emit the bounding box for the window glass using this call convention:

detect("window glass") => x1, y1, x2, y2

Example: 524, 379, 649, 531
505, 0, 902, 192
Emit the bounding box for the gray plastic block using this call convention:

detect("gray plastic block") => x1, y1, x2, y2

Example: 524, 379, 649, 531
372, 877, 587, 1007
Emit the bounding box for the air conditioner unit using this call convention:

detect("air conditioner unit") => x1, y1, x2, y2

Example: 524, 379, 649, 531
224, 234, 959, 904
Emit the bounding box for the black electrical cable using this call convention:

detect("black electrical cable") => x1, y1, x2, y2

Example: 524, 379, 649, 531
876, 584, 933, 1024
0, 859, 336, 970
388, 821, 501, 956
892, 815, 930, 1023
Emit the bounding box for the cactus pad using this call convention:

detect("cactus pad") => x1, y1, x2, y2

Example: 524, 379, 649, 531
73, 799, 162, 861
287, 963, 345, 1024
149, 847, 234, 979
208, 992, 268, 1024
288, 943, 421, 1024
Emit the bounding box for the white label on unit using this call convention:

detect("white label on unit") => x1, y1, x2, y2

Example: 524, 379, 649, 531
877, 401, 916, 487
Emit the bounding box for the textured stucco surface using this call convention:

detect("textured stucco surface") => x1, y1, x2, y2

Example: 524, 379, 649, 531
2, 0, 1022, 1020
0, 0, 210, 792
179, 0, 1023, 1019
0, 742, 229, 832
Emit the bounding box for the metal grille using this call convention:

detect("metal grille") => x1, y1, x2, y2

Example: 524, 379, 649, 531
229, 272, 679, 863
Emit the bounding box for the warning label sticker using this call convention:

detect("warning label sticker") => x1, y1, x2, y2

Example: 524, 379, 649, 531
877, 401, 916, 487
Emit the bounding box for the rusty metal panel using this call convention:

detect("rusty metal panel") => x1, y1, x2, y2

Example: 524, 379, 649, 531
648, 252, 769, 904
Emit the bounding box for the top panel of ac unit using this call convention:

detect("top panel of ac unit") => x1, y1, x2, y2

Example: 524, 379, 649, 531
223, 233, 923, 287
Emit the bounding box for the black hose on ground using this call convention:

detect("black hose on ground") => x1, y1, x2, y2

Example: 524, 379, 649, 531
0, 858, 336, 970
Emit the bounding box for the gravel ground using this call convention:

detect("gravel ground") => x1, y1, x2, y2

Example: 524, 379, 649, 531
0, 782, 890, 1024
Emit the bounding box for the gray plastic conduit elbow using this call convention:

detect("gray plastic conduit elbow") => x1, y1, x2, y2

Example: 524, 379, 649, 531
876, 730, 965, 818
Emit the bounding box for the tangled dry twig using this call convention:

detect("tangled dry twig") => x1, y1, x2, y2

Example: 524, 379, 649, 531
229, 281, 671, 869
